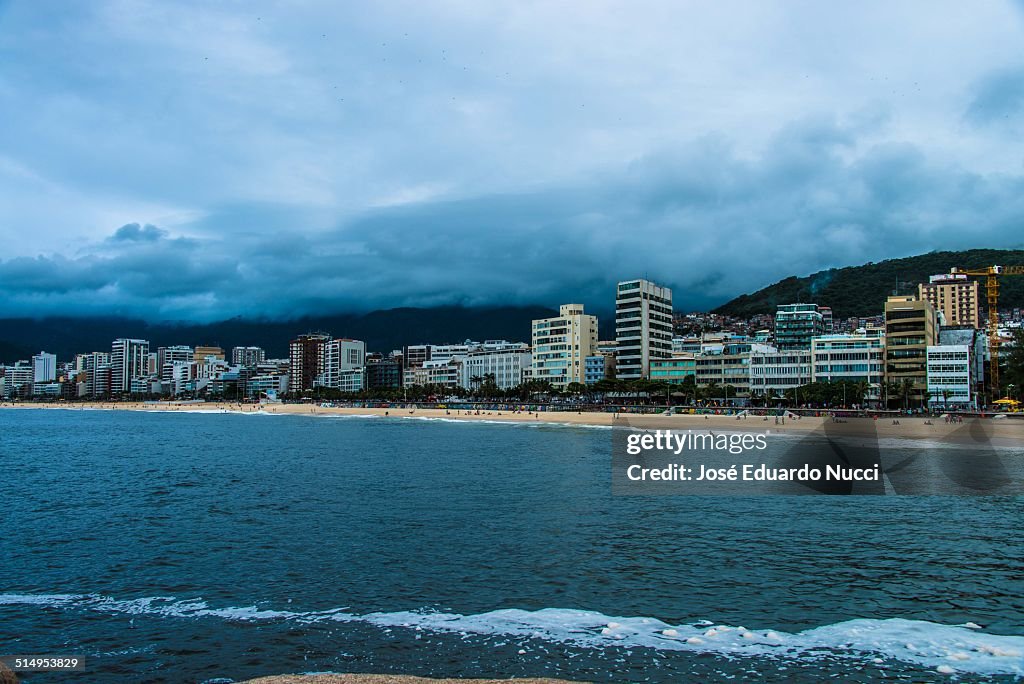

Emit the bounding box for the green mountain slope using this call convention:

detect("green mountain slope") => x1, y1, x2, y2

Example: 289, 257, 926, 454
714, 249, 1024, 319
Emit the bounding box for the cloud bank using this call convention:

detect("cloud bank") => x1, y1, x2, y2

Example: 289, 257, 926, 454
1, 1, 1023, 320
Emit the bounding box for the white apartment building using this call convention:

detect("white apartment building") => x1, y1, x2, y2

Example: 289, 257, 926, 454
247, 373, 290, 398
409, 359, 462, 388
459, 345, 532, 390
32, 351, 57, 383
811, 331, 886, 402
749, 349, 813, 397
74, 351, 110, 397
531, 304, 599, 389
321, 338, 366, 389
158, 346, 193, 383
111, 338, 151, 395
615, 279, 673, 379
926, 344, 976, 409
2, 362, 33, 398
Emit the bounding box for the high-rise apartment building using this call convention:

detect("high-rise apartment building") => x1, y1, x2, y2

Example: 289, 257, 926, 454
321, 338, 366, 389
774, 304, 826, 350
232, 346, 266, 367
884, 296, 939, 405
289, 333, 331, 392
111, 338, 151, 395
918, 274, 981, 329
530, 304, 598, 389
32, 351, 57, 383
615, 279, 673, 380
157, 346, 193, 382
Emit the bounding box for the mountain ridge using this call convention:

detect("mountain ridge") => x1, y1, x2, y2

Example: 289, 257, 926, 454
713, 249, 1024, 319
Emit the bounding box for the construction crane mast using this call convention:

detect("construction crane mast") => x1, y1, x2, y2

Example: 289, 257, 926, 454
950, 265, 1024, 397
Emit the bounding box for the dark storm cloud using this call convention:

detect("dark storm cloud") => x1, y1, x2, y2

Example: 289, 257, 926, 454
965, 68, 1024, 126
2, 117, 1022, 321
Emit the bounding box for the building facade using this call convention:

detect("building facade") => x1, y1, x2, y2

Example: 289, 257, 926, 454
321, 338, 366, 390
749, 350, 813, 397
32, 352, 57, 384
774, 304, 825, 350
460, 345, 531, 390
926, 345, 976, 409
111, 338, 151, 395
289, 333, 331, 392
811, 331, 886, 402
615, 279, 673, 379
232, 346, 266, 367
919, 274, 981, 329
884, 296, 939, 405
649, 355, 696, 385
530, 304, 599, 389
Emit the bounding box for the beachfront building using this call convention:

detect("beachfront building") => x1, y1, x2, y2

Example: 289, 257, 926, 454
289, 333, 331, 392
74, 352, 111, 398
919, 274, 981, 329
408, 359, 462, 389
748, 349, 813, 398
884, 296, 939, 406
530, 304, 599, 389
366, 360, 402, 390
811, 330, 886, 403
615, 279, 673, 380
232, 346, 266, 367
926, 345, 976, 410
111, 338, 151, 395
247, 373, 290, 399
460, 344, 531, 390
32, 352, 57, 384
650, 354, 696, 384
321, 338, 366, 390
774, 304, 826, 350
694, 344, 759, 402
2, 362, 33, 398
157, 346, 193, 383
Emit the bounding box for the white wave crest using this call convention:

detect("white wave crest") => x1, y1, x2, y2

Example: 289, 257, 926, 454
2, 593, 1021, 675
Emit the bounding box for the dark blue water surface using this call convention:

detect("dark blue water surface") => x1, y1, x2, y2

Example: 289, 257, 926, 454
2, 409, 1023, 682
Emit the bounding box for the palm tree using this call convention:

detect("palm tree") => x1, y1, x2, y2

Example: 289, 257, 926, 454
941, 388, 952, 413
898, 378, 914, 411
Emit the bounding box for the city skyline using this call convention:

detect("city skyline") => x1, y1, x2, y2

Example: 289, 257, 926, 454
1, 2, 1024, 320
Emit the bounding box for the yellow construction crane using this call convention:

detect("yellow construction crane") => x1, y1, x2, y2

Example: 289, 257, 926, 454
949, 265, 1024, 397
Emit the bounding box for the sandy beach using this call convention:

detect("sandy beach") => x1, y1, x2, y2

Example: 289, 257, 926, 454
2, 400, 1022, 447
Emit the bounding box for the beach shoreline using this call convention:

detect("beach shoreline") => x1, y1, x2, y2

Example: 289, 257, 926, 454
2, 400, 1022, 447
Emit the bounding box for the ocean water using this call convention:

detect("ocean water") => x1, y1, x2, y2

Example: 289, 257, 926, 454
2, 408, 1023, 683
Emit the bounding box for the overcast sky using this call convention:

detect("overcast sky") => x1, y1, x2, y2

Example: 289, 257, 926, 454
2, 0, 1024, 320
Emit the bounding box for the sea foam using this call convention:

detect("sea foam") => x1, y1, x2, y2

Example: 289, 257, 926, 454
2, 593, 1021, 676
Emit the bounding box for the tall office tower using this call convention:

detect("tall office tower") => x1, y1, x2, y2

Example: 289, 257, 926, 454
615, 279, 673, 380
531, 304, 599, 389
289, 333, 331, 392
918, 274, 981, 329
111, 338, 151, 394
